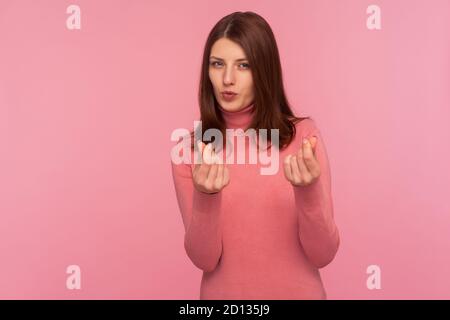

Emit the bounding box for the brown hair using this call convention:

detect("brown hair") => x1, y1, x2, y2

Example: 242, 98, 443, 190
190, 11, 310, 151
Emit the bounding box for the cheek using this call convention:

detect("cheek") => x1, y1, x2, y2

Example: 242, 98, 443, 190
242, 76, 254, 94
209, 71, 220, 88
242, 74, 253, 87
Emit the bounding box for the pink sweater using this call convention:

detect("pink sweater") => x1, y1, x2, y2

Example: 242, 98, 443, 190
171, 103, 340, 299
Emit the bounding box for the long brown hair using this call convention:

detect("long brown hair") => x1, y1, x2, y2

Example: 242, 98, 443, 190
190, 11, 310, 151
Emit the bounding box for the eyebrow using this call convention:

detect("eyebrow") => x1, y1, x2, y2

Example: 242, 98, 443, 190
209, 56, 248, 62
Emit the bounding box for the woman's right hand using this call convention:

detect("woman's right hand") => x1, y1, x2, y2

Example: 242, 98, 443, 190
192, 141, 230, 194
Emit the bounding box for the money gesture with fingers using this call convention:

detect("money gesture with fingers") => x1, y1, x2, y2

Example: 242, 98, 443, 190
192, 141, 230, 194
283, 136, 321, 187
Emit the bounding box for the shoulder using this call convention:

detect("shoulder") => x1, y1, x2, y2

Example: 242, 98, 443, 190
292, 117, 321, 139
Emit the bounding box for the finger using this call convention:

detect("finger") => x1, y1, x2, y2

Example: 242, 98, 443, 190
214, 163, 224, 189
198, 140, 206, 152
206, 147, 219, 181
223, 165, 230, 186
213, 147, 224, 166
310, 136, 317, 152
302, 137, 314, 159
195, 142, 211, 177
290, 154, 302, 185
196, 140, 206, 164
296, 148, 313, 183
214, 147, 224, 164
206, 163, 219, 186
202, 142, 209, 163
195, 141, 201, 164
302, 137, 320, 176
195, 161, 211, 181
283, 154, 293, 181
203, 143, 214, 165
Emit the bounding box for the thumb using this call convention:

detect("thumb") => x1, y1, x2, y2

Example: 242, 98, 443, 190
196, 140, 206, 164
197, 140, 206, 153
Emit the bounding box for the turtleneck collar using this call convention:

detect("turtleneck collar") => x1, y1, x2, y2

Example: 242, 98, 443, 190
217, 102, 255, 130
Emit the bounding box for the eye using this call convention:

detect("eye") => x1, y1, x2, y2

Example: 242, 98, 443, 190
239, 63, 250, 69
210, 61, 222, 67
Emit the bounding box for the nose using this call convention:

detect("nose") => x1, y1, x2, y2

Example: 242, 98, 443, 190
223, 66, 235, 85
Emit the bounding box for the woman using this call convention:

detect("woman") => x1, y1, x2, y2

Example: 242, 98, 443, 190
171, 11, 340, 300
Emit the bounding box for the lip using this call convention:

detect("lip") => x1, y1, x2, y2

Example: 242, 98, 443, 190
221, 91, 237, 102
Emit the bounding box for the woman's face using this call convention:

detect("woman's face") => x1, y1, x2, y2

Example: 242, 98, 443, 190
209, 37, 255, 112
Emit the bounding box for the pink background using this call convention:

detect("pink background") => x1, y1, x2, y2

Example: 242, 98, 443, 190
1, 0, 449, 299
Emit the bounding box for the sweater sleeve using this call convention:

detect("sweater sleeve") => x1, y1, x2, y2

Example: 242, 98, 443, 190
294, 123, 340, 269
170, 148, 223, 272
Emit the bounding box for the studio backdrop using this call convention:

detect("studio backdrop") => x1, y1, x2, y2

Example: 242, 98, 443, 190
0, 0, 449, 299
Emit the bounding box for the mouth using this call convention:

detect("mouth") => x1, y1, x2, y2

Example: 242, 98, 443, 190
221, 91, 237, 101
221, 91, 237, 95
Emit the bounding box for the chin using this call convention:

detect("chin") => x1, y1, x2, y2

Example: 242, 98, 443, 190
221, 104, 241, 112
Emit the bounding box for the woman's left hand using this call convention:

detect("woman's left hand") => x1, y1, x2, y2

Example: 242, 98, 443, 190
283, 136, 320, 187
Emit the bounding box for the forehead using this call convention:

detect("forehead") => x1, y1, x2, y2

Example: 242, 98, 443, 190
210, 38, 247, 60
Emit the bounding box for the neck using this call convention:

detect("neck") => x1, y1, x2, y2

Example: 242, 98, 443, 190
218, 102, 255, 130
